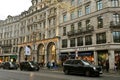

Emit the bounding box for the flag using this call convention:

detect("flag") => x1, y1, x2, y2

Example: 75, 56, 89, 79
25, 46, 31, 55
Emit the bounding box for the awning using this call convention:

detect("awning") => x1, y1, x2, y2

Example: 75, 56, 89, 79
59, 53, 68, 57
78, 52, 93, 56
10, 55, 17, 59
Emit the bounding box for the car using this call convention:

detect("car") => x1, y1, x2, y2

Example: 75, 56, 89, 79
63, 59, 102, 77
19, 61, 40, 71
2, 62, 18, 70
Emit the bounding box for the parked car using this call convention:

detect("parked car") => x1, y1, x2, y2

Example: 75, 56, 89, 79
19, 61, 40, 71
63, 59, 102, 77
3, 62, 18, 70
0, 62, 5, 68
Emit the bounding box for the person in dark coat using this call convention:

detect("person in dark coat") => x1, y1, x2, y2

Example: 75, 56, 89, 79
106, 60, 109, 72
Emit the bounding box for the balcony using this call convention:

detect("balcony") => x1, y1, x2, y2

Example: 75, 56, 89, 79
67, 25, 94, 36
110, 21, 120, 29
48, 12, 57, 18
1, 44, 12, 48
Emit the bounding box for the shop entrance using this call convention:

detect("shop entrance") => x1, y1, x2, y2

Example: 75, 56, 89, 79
47, 42, 56, 63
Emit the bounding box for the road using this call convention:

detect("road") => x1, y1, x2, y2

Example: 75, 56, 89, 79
0, 69, 119, 80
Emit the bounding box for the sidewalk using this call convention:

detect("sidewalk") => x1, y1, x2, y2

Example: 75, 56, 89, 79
102, 70, 120, 75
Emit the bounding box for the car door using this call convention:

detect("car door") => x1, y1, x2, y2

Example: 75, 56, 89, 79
77, 60, 85, 74
72, 60, 84, 74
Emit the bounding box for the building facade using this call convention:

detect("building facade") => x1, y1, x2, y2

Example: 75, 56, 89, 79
0, 0, 120, 70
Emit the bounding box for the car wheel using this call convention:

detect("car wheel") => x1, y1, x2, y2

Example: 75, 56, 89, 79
20, 68, 23, 71
85, 71, 90, 77
95, 73, 100, 77
64, 70, 69, 75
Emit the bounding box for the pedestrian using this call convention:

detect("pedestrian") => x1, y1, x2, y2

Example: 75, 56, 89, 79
47, 61, 50, 69
106, 60, 109, 72
114, 62, 117, 72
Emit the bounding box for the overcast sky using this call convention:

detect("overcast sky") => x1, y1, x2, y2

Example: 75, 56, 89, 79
0, 0, 32, 20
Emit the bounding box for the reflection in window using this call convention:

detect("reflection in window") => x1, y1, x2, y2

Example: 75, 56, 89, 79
97, 16, 103, 28
97, 0, 103, 10
85, 5, 90, 14
113, 31, 120, 43
96, 32, 106, 44
85, 35, 92, 45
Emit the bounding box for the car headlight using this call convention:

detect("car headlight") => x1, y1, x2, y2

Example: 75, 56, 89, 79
31, 65, 34, 68
93, 67, 96, 70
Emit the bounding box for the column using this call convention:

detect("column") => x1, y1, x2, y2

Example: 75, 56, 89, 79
94, 51, 98, 65
44, 49, 47, 67
109, 50, 115, 70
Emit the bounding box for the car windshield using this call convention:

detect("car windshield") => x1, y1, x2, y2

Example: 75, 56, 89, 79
10, 62, 16, 66
81, 60, 91, 65
29, 61, 38, 66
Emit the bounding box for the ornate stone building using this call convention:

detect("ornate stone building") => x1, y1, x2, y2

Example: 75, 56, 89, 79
0, 0, 120, 70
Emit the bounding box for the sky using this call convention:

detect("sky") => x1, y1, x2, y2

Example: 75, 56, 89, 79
0, 0, 32, 20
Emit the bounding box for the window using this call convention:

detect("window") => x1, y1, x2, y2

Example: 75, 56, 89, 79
62, 39, 67, 48
96, 32, 106, 44
77, 37, 83, 46
86, 19, 90, 27
78, 9, 82, 17
78, 22, 82, 29
113, 14, 120, 24
71, 0, 75, 6
85, 5, 90, 14
111, 0, 119, 7
63, 27, 66, 36
97, 16, 103, 28
85, 35, 92, 45
70, 38, 76, 47
63, 14, 67, 22
113, 31, 120, 43
71, 12, 75, 19
71, 24, 75, 31
49, 30, 51, 38
78, 0, 82, 4
97, 0, 103, 10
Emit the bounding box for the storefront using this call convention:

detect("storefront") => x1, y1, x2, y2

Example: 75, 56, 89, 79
78, 51, 94, 62
60, 51, 94, 63
97, 50, 109, 61
10, 55, 17, 62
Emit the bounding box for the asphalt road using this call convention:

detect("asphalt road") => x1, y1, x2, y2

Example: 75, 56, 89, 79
0, 69, 119, 80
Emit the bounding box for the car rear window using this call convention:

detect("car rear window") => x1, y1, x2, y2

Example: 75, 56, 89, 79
64, 60, 72, 64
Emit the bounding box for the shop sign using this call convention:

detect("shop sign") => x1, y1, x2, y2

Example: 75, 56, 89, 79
95, 45, 108, 50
